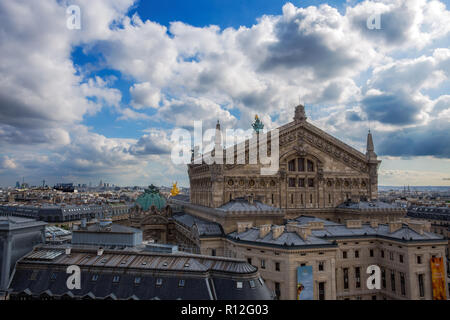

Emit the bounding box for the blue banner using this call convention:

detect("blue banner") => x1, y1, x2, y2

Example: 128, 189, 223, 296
297, 266, 313, 300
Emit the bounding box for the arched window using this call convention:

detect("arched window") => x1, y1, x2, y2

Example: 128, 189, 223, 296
298, 158, 305, 172
307, 160, 314, 172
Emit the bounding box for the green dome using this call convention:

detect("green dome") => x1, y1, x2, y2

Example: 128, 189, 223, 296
136, 185, 166, 211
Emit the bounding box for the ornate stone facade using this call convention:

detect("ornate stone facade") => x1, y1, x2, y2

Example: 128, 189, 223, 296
188, 105, 382, 219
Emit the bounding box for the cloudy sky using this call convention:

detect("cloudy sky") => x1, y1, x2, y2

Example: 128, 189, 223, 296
0, 0, 449, 187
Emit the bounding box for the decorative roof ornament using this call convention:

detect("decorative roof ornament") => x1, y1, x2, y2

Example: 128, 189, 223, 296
294, 104, 307, 122
136, 184, 166, 211
170, 182, 180, 197
251, 114, 264, 133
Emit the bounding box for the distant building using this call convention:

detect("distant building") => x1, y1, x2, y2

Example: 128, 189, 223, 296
72, 219, 142, 248
0, 203, 131, 224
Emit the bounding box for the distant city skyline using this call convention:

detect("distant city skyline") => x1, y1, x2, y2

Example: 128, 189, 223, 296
1, 0, 449, 187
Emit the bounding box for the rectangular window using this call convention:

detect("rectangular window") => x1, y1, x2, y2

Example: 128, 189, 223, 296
236, 281, 243, 289
289, 178, 296, 187
310, 194, 313, 204
134, 277, 141, 285
211, 249, 216, 256
418, 274, 425, 297
370, 249, 374, 257
275, 262, 280, 271
156, 278, 163, 287
113, 275, 120, 283
308, 178, 314, 187
400, 273, 406, 296
343, 268, 349, 290
382, 268, 386, 289
179, 279, 185, 287
298, 178, 305, 187
275, 282, 281, 300
399, 254, 403, 263
390, 252, 394, 261
247, 257, 252, 265
318, 282, 325, 300
355, 267, 361, 288
381, 250, 384, 258
261, 259, 266, 269
417, 255, 422, 264
291, 193, 294, 204
318, 262, 324, 271
355, 250, 359, 258
249, 280, 256, 288
343, 251, 348, 259
391, 271, 396, 292
288, 159, 295, 171
298, 158, 305, 172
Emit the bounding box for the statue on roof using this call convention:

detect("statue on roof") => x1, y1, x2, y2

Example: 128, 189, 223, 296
170, 182, 180, 197
294, 104, 307, 122
146, 184, 159, 194
252, 114, 264, 133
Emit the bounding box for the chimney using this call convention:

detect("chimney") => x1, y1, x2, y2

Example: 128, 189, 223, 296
308, 221, 324, 230
237, 221, 253, 233
286, 224, 311, 240
346, 220, 362, 229
272, 225, 285, 239
408, 221, 425, 235
259, 224, 271, 238
389, 221, 403, 233
296, 226, 311, 240
370, 220, 379, 229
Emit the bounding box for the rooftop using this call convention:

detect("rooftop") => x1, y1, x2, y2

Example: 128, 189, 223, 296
228, 216, 445, 248
337, 200, 402, 210
173, 212, 223, 237
217, 197, 282, 212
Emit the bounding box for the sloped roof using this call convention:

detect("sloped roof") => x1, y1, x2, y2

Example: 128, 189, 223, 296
217, 198, 281, 212
173, 213, 223, 236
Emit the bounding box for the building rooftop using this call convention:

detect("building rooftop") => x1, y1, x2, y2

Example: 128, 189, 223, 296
337, 200, 402, 210
8, 245, 271, 300
76, 223, 141, 235
0, 216, 46, 231
173, 213, 223, 237
227, 216, 446, 248
217, 197, 282, 212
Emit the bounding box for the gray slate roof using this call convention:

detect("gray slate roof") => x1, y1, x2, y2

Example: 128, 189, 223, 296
337, 201, 400, 210
217, 197, 281, 212
228, 216, 445, 248
173, 213, 223, 236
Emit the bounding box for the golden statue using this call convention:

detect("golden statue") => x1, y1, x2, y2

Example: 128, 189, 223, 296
170, 182, 180, 197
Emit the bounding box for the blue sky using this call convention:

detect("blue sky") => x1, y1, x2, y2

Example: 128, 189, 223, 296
0, 0, 449, 187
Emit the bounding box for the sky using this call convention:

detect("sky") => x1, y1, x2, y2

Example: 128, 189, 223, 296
0, 0, 449, 188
